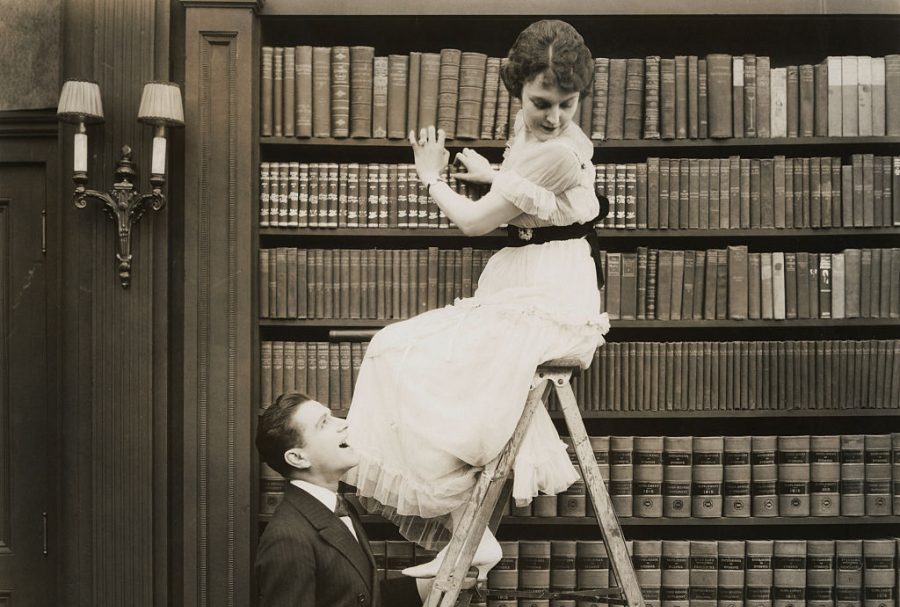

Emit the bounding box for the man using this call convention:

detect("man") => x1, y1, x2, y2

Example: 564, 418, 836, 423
255, 392, 442, 606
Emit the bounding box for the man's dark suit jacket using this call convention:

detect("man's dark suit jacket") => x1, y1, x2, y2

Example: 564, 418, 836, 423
256, 482, 422, 607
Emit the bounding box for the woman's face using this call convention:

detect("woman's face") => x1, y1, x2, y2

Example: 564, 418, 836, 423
520, 71, 580, 141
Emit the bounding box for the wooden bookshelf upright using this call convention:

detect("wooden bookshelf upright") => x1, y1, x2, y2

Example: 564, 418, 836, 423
247, 3, 900, 604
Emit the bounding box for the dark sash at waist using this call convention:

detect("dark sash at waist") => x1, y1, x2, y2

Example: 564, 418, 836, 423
504, 195, 610, 288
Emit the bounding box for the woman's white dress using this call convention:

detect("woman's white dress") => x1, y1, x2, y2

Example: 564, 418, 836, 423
344, 113, 611, 548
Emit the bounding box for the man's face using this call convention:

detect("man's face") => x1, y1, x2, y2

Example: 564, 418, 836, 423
287, 400, 359, 481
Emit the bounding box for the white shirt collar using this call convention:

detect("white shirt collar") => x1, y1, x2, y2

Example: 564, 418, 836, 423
291, 479, 338, 514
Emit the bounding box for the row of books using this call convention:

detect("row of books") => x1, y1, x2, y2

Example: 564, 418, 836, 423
259, 47, 900, 141
258, 156, 900, 230
260, 340, 900, 413
603, 247, 900, 321
363, 538, 900, 607
260, 434, 900, 519
257, 247, 900, 321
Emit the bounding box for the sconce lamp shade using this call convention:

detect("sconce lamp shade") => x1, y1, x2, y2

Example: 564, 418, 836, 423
57, 79, 105, 124
137, 82, 184, 127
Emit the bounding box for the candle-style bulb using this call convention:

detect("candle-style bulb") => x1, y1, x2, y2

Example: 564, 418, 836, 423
74, 122, 88, 173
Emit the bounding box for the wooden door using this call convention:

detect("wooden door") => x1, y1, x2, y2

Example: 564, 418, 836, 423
0, 164, 54, 605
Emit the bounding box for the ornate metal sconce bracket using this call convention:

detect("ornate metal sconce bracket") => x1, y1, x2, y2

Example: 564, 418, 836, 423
73, 145, 166, 288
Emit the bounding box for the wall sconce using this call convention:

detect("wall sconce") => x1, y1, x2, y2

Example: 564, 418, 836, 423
57, 79, 184, 288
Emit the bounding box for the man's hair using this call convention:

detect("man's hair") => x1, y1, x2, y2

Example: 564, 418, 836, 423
256, 392, 314, 477
500, 19, 594, 100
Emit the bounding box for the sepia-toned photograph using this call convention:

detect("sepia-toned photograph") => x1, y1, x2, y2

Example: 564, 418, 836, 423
0, 0, 899, 605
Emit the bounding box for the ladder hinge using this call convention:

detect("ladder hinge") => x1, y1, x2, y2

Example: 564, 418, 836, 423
41, 209, 47, 255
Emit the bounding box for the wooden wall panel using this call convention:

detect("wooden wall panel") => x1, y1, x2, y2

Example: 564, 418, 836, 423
178, 3, 259, 606
60, 0, 170, 605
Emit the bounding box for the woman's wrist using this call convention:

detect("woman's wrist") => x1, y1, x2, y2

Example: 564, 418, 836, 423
422, 175, 446, 193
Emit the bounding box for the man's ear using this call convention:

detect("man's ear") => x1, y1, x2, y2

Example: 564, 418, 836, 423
284, 448, 311, 471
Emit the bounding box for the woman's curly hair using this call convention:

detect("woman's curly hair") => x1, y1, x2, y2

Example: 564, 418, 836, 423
500, 20, 594, 100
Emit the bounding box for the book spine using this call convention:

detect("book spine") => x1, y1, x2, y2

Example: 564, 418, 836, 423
645, 56, 662, 139
296, 46, 313, 137
807, 540, 836, 607
436, 49, 461, 138
810, 435, 841, 516
662, 541, 691, 607
330, 46, 350, 137
835, 540, 864, 607
387, 54, 409, 139
273, 48, 284, 137
746, 540, 775, 607
774, 540, 807, 607
690, 541, 719, 607
752, 435, 778, 517
371, 56, 388, 138
718, 541, 746, 607
723, 435, 751, 517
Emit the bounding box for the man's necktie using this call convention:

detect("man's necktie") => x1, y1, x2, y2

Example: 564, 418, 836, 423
334, 493, 350, 518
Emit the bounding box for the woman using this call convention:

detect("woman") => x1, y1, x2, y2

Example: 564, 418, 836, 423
344, 19, 609, 580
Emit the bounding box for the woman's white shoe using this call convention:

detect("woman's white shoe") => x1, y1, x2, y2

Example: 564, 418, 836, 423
401, 529, 502, 580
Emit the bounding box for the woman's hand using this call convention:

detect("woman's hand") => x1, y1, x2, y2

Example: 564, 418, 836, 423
450, 148, 496, 185
409, 126, 450, 183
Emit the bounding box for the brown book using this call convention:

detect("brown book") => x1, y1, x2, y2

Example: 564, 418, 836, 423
330, 46, 350, 138
480, 57, 500, 140
644, 56, 662, 139
799, 64, 816, 137
814, 60, 829, 137
777, 435, 810, 517
456, 52, 487, 140
283, 47, 295, 137
261, 47, 274, 136
660, 58, 676, 140
698, 58, 708, 139
371, 56, 388, 138
807, 541, 836, 607
625, 58, 645, 139
751, 435, 778, 516
786, 65, 800, 138
757, 56, 771, 138
689, 541, 718, 607
746, 540, 774, 607
312, 46, 331, 137
295, 46, 313, 137
723, 435, 751, 517
387, 54, 409, 139
436, 49, 461, 138
273, 47, 284, 137
350, 46, 375, 137
707, 54, 733, 138
592, 57, 611, 140
609, 436, 634, 516
633, 436, 664, 518
692, 436, 724, 517
606, 59, 627, 140
840, 434, 865, 516
773, 541, 807, 607
732, 56, 744, 137
717, 541, 746, 607
518, 541, 551, 590
743, 54, 757, 138
727, 245, 749, 320
662, 540, 690, 607
494, 58, 510, 140
406, 52, 421, 136
864, 434, 892, 515
862, 540, 895, 607
886, 55, 900, 135
835, 540, 863, 607
417, 53, 441, 132
675, 56, 688, 139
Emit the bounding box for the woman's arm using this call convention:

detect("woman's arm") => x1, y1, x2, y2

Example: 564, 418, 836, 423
410, 126, 521, 236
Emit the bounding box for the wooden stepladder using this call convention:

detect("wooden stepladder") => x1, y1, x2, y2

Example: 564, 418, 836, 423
424, 359, 647, 607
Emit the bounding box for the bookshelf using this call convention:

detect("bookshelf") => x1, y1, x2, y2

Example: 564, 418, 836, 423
250, 4, 900, 603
